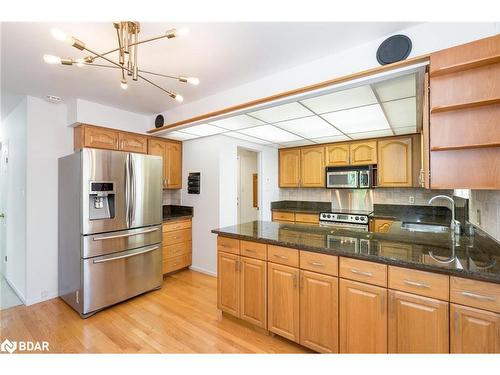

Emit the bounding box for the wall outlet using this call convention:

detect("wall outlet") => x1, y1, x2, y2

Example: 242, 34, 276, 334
476, 209, 482, 226
409, 196, 415, 204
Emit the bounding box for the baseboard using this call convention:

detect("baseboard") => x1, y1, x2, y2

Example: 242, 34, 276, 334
189, 265, 216, 277
3, 276, 27, 304
25, 290, 59, 306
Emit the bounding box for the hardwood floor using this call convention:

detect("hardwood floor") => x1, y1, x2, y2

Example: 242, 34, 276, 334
0, 270, 310, 353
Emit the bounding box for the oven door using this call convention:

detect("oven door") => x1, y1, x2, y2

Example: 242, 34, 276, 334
326, 170, 359, 188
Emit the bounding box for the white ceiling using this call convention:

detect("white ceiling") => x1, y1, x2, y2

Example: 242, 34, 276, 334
1, 22, 418, 115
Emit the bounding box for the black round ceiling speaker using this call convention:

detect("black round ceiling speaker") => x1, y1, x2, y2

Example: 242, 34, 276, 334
154, 114, 164, 128
376, 34, 412, 65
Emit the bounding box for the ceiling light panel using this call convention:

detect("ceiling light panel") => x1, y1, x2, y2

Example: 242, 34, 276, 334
381, 97, 417, 128
248, 102, 313, 123
279, 139, 315, 148
321, 104, 390, 134
301, 85, 378, 114
310, 135, 350, 144
372, 73, 416, 102
275, 115, 342, 138
350, 129, 394, 140
223, 131, 272, 144
209, 114, 264, 130
239, 125, 302, 143
164, 131, 199, 141
394, 126, 417, 135
181, 124, 227, 136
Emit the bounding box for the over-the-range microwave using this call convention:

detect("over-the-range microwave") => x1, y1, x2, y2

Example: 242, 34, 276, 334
326, 166, 374, 189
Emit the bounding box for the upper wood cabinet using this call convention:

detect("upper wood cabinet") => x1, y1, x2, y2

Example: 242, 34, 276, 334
148, 138, 182, 189
75, 125, 119, 151
377, 136, 413, 187
388, 290, 449, 353
339, 278, 387, 353
118, 132, 148, 154
300, 146, 325, 187
279, 148, 301, 187
268, 262, 300, 342
325, 144, 350, 166
350, 141, 377, 165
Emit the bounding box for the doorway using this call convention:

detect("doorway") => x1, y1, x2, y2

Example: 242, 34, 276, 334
237, 148, 259, 224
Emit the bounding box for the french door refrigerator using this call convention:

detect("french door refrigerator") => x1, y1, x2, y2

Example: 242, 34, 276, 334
59, 148, 163, 318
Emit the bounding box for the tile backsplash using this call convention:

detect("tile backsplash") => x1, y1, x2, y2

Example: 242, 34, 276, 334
469, 190, 500, 242
162, 189, 181, 205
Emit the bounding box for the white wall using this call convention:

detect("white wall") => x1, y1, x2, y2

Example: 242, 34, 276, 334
238, 149, 258, 224
181, 135, 278, 275
158, 22, 499, 125
0, 97, 27, 301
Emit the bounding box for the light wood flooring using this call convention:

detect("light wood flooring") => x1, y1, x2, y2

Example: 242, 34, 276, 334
0, 269, 310, 353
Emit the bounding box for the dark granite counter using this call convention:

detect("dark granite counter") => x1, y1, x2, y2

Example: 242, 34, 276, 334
163, 205, 193, 222
212, 220, 500, 284
271, 200, 331, 214
371, 204, 452, 226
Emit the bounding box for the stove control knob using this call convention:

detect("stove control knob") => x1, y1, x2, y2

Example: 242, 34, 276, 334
355, 216, 359, 220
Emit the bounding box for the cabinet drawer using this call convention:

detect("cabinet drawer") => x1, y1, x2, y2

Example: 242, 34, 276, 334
272, 211, 295, 222
163, 219, 192, 232
450, 277, 500, 313
300, 251, 338, 276
162, 228, 191, 245
295, 213, 319, 224
340, 257, 387, 287
389, 266, 449, 301
162, 253, 192, 274
163, 241, 191, 258
240, 240, 267, 260
217, 236, 240, 255
268, 245, 299, 267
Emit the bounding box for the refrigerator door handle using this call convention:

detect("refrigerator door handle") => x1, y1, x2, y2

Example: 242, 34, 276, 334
92, 227, 160, 241
130, 154, 136, 227
125, 153, 131, 228
92, 245, 159, 264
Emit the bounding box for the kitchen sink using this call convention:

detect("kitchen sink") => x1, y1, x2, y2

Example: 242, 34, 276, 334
400, 222, 450, 233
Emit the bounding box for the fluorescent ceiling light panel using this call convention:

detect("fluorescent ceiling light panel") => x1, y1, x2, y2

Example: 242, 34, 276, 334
381, 97, 416, 128
311, 135, 350, 144
209, 114, 264, 130
164, 131, 199, 141
321, 104, 390, 134
394, 126, 417, 135
181, 124, 227, 136
372, 73, 416, 102
275, 115, 342, 138
223, 131, 271, 144
350, 129, 394, 140
301, 85, 377, 114
248, 102, 313, 123
239, 125, 302, 143
279, 140, 315, 148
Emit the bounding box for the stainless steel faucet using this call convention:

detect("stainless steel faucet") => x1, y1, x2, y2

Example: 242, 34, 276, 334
428, 195, 460, 235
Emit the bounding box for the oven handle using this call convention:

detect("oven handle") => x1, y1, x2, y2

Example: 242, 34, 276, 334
93, 245, 159, 264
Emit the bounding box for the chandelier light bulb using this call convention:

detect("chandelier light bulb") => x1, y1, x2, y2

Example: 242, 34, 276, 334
43, 54, 62, 65
74, 58, 85, 67
186, 77, 200, 85
174, 94, 184, 103
120, 80, 128, 90
176, 27, 190, 37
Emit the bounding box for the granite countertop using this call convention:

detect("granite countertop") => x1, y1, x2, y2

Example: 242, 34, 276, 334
212, 220, 500, 284
163, 205, 194, 222
371, 204, 452, 226
271, 200, 331, 214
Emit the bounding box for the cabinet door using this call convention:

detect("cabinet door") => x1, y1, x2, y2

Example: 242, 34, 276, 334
300, 146, 325, 187
165, 141, 182, 189
84, 126, 119, 150
268, 262, 300, 342
119, 133, 148, 154
339, 279, 387, 353
451, 304, 500, 353
377, 137, 412, 187
373, 219, 394, 233
300, 270, 338, 353
148, 139, 167, 188
388, 290, 449, 353
217, 252, 240, 317
240, 257, 267, 328
350, 141, 377, 165
279, 149, 301, 187
325, 144, 350, 166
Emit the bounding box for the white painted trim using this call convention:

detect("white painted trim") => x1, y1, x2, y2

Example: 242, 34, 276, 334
4, 276, 26, 304
189, 265, 216, 277
25, 290, 58, 307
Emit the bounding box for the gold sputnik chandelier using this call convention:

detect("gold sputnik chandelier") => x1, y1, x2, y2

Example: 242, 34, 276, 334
43, 22, 199, 102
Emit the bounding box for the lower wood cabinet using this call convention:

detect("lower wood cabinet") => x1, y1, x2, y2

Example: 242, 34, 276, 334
339, 278, 388, 353
388, 290, 449, 353
450, 303, 500, 353
299, 270, 338, 353
268, 262, 300, 342
217, 252, 240, 317
162, 219, 192, 274
240, 257, 267, 329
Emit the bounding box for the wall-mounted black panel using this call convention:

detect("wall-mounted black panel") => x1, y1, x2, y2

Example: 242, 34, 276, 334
188, 172, 200, 194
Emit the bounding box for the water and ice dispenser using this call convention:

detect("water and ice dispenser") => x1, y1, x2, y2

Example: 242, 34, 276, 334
88, 182, 116, 220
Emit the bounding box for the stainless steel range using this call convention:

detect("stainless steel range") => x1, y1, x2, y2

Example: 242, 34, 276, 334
319, 209, 372, 232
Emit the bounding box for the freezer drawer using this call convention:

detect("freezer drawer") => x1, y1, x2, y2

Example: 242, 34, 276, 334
82, 225, 162, 258
82, 244, 162, 315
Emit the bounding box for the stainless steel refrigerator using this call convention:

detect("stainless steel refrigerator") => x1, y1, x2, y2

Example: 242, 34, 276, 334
58, 148, 163, 318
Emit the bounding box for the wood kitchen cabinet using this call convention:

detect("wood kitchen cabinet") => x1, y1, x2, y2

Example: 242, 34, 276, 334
388, 290, 449, 353
377, 136, 413, 187
339, 278, 388, 353
240, 257, 267, 329
74, 125, 119, 151
118, 132, 148, 154
279, 148, 301, 187
300, 146, 325, 187
350, 141, 377, 165
268, 262, 300, 342
325, 143, 350, 166
162, 218, 192, 274
371, 218, 394, 233
300, 270, 338, 353
217, 251, 240, 317
148, 137, 182, 189
450, 304, 500, 353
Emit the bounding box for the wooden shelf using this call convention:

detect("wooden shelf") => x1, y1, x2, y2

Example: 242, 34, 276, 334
430, 54, 500, 77
431, 98, 500, 114
431, 142, 500, 152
